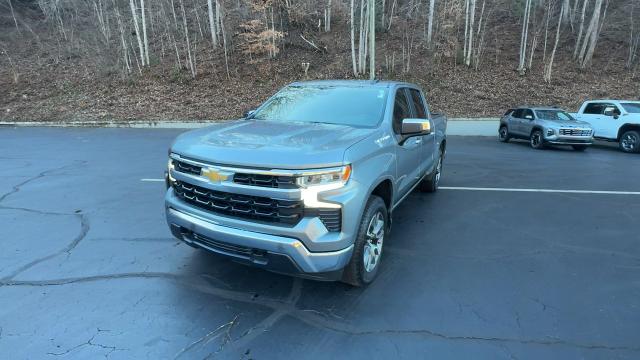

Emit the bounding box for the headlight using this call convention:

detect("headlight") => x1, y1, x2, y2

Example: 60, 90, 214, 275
296, 165, 351, 189
546, 128, 555, 136
297, 165, 351, 209
167, 158, 176, 184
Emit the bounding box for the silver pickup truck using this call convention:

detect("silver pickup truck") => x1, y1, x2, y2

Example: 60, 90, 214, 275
165, 80, 447, 286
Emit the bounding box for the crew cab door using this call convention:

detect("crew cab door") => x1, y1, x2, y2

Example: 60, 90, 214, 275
392, 88, 423, 199
408, 88, 435, 175
580, 102, 621, 139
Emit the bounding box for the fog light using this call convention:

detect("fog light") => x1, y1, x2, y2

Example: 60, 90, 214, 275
546, 129, 555, 136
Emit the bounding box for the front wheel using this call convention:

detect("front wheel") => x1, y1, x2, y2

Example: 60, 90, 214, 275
619, 130, 640, 153
530, 130, 545, 150
572, 145, 588, 151
341, 195, 387, 287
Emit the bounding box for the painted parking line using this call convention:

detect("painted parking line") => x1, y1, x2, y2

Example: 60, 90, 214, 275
440, 186, 640, 195
140, 178, 165, 182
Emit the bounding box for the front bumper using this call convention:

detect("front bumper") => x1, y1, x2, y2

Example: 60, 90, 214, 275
166, 197, 355, 277
544, 134, 593, 145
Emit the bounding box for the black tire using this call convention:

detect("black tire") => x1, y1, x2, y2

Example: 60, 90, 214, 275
498, 126, 511, 143
572, 145, 588, 151
530, 130, 545, 150
619, 130, 640, 153
341, 195, 388, 287
419, 149, 443, 193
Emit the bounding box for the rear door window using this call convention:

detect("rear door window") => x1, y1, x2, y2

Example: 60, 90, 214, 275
409, 89, 427, 119
583, 103, 621, 115
511, 109, 524, 118
523, 109, 534, 119
583, 103, 603, 114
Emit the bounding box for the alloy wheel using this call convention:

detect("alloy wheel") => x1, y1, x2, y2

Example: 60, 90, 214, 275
622, 133, 638, 152
363, 211, 385, 273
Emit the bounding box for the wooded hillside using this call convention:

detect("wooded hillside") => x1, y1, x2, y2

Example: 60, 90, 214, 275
1, 0, 639, 121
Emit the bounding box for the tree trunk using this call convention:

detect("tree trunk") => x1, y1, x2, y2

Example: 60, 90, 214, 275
574, 0, 589, 59
578, 0, 603, 68
8, 0, 20, 33
545, 2, 564, 83
426, 0, 435, 47
463, 0, 469, 63
465, 0, 475, 67
350, 0, 358, 75
129, 0, 146, 66
141, 0, 149, 66
518, 0, 532, 74
207, 0, 218, 47
369, 0, 375, 80
178, 0, 195, 78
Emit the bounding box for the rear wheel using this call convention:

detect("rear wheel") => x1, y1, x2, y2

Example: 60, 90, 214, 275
530, 130, 545, 150
619, 130, 640, 153
498, 126, 510, 143
341, 195, 387, 287
419, 150, 443, 193
572, 145, 588, 151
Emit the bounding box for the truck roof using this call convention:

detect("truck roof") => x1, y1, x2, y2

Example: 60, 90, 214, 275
582, 99, 640, 103
288, 79, 419, 89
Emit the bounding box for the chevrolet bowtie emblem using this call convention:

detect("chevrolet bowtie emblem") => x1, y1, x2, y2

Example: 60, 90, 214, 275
202, 168, 228, 183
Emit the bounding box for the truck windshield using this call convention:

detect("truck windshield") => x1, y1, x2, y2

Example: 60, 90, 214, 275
535, 110, 575, 121
621, 103, 640, 113
251, 85, 388, 127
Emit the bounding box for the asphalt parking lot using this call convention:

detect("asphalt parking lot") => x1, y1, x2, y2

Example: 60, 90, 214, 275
1, 127, 639, 359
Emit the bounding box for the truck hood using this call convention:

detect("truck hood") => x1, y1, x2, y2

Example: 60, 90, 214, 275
170, 120, 377, 169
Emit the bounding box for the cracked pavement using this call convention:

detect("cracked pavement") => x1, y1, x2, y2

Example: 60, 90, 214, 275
0, 128, 639, 359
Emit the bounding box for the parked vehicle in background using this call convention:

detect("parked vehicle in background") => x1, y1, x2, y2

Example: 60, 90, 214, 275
165, 80, 447, 286
571, 100, 640, 153
499, 107, 594, 151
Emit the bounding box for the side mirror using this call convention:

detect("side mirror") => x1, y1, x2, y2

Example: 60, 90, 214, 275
244, 109, 256, 118
603, 109, 614, 117
525, 115, 534, 120
401, 118, 432, 136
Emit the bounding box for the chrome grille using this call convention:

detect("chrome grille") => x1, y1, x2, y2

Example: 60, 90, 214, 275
172, 180, 303, 225
172, 160, 202, 176
233, 173, 297, 189
559, 128, 592, 136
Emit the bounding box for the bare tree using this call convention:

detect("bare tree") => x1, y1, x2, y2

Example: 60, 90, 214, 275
129, 0, 146, 66
577, 0, 604, 68
628, 1, 640, 68
518, 0, 533, 75
545, 1, 564, 82
207, 0, 219, 47
426, 0, 435, 47
178, 0, 195, 77
7, 0, 20, 33
141, 0, 150, 65
369, 0, 375, 80
573, 0, 589, 59
350, 0, 358, 75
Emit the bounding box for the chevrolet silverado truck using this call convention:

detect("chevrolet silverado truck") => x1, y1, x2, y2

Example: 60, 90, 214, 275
165, 80, 447, 286
571, 100, 640, 153
499, 106, 594, 150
